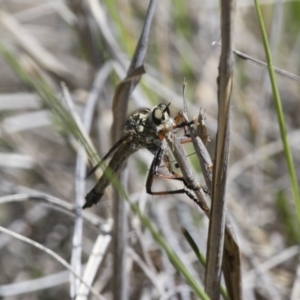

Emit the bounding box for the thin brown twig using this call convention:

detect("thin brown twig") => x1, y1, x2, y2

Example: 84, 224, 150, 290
188, 117, 242, 300
109, 1, 158, 299
214, 41, 300, 83
205, 0, 236, 298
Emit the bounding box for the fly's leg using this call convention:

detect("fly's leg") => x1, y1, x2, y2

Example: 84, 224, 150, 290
162, 151, 202, 191
146, 149, 205, 209
163, 152, 182, 179
173, 111, 194, 134
157, 136, 201, 191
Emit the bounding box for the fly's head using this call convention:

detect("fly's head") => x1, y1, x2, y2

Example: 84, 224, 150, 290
151, 103, 175, 140
123, 103, 175, 148
151, 103, 171, 125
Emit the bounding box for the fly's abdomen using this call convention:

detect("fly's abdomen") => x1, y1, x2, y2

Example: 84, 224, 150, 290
83, 142, 137, 208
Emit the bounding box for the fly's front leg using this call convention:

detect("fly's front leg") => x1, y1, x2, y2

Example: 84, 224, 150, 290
146, 148, 164, 195
173, 111, 194, 135
146, 149, 186, 193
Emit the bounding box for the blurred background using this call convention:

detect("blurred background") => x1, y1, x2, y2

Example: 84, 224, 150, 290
0, 0, 300, 299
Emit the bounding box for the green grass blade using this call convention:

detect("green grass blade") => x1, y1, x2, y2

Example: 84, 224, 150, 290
276, 191, 300, 244
128, 203, 210, 300
181, 226, 228, 299
253, 0, 300, 227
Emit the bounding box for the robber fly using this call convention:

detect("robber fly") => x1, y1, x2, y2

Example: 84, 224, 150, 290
83, 103, 199, 209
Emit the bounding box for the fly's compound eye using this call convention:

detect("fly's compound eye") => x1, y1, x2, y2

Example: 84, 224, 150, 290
152, 103, 171, 125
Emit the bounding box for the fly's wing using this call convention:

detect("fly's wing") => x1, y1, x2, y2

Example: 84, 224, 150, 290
87, 107, 151, 177
86, 134, 131, 178
83, 138, 137, 208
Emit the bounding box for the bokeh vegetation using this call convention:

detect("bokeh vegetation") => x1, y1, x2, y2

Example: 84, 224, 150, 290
0, 0, 300, 299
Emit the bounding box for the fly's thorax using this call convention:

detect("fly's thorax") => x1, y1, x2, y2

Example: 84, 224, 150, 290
123, 107, 150, 135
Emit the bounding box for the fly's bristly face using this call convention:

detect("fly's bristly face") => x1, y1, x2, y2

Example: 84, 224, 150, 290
151, 103, 171, 125
151, 103, 176, 138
